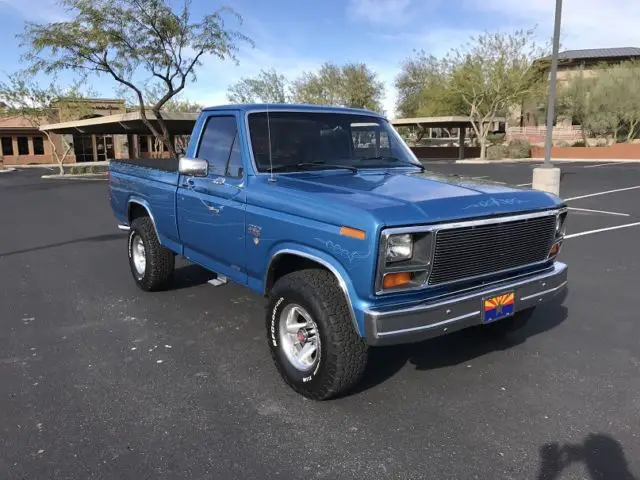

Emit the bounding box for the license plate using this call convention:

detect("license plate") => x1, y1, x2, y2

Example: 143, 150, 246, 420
482, 292, 515, 323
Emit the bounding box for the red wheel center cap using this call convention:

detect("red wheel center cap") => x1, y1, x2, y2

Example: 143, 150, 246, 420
296, 329, 307, 344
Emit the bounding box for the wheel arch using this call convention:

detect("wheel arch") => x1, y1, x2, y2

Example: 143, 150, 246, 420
127, 199, 158, 234
264, 248, 363, 336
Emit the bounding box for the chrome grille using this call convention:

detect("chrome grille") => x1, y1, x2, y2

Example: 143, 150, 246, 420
428, 215, 556, 285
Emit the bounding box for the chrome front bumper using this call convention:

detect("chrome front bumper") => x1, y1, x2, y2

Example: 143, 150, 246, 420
364, 262, 568, 346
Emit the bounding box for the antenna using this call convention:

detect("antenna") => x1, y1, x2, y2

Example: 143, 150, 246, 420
266, 104, 275, 183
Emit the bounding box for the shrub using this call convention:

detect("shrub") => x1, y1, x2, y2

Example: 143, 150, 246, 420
486, 145, 508, 160
87, 165, 97, 174
572, 140, 586, 147
487, 133, 506, 145
507, 139, 531, 158
555, 140, 571, 147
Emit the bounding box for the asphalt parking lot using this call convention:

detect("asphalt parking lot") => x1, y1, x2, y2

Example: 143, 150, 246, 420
1, 162, 639, 479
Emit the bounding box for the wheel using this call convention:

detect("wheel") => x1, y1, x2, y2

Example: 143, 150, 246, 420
127, 217, 174, 291
266, 269, 368, 400
482, 308, 535, 336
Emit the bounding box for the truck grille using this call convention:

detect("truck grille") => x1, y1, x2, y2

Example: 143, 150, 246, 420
428, 214, 556, 286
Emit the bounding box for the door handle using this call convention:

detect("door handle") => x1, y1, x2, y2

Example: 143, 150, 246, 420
212, 177, 225, 185
206, 204, 220, 214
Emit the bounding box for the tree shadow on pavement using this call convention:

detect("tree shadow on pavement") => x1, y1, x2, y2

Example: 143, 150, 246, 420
0, 233, 125, 257
537, 433, 637, 479
354, 295, 569, 395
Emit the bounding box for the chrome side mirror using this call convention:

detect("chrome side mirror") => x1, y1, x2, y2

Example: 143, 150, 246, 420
179, 157, 208, 177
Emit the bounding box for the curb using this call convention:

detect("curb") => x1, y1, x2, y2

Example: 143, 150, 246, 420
0, 168, 17, 174
41, 173, 108, 180
456, 158, 640, 164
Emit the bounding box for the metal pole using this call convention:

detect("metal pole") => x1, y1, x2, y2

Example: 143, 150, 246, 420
543, 0, 563, 168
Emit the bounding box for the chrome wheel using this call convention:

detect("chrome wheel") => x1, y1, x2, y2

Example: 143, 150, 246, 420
131, 235, 146, 277
278, 303, 321, 372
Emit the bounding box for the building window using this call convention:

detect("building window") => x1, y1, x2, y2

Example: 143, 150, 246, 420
33, 137, 45, 155
17, 137, 29, 155
1, 137, 13, 156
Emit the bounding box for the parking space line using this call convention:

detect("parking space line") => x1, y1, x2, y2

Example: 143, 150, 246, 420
568, 207, 630, 217
565, 185, 640, 201
583, 161, 633, 168
516, 182, 532, 187
565, 222, 640, 239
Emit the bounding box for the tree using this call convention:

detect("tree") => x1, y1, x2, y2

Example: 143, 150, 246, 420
557, 71, 598, 145
446, 30, 546, 159
20, 0, 251, 158
0, 73, 93, 174
597, 61, 640, 141
395, 51, 466, 118
227, 68, 290, 103
292, 62, 385, 113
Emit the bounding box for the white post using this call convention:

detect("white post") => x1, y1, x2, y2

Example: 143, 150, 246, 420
533, 0, 563, 195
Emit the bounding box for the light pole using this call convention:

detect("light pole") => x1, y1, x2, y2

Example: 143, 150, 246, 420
532, 0, 563, 194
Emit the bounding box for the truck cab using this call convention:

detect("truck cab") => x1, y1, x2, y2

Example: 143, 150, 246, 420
109, 104, 568, 400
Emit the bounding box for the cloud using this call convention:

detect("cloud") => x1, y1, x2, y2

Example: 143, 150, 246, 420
347, 0, 412, 25
0, 0, 70, 22
467, 0, 640, 49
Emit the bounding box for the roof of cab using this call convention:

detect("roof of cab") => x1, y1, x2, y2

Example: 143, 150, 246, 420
201, 103, 384, 117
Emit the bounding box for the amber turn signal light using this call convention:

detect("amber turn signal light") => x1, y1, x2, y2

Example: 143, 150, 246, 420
383, 272, 412, 289
340, 226, 366, 240
548, 242, 562, 258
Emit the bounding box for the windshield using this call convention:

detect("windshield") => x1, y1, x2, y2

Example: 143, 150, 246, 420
247, 111, 421, 173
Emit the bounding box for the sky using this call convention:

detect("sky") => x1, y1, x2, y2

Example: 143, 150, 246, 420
1, 0, 640, 117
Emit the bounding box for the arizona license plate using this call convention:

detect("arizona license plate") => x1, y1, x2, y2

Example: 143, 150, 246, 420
482, 292, 515, 323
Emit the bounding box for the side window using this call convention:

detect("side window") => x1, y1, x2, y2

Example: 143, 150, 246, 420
225, 134, 243, 178
197, 116, 238, 177
351, 124, 391, 158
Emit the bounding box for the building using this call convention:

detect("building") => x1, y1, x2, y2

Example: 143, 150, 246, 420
0, 98, 189, 165
509, 47, 640, 144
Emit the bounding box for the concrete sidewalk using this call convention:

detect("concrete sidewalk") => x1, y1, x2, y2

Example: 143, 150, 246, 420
5, 161, 110, 169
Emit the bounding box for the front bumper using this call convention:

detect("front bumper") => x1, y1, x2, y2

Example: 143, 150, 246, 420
364, 262, 567, 346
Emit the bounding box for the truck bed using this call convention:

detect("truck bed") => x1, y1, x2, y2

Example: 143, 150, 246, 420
112, 157, 179, 172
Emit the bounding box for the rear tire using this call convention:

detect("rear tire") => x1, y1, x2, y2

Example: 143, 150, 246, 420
266, 269, 368, 400
128, 217, 174, 291
483, 308, 535, 336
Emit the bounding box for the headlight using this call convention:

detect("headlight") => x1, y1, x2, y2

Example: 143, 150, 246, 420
386, 234, 413, 262
556, 211, 567, 238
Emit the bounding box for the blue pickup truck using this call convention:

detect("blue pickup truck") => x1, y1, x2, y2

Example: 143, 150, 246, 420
109, 104, 568, 400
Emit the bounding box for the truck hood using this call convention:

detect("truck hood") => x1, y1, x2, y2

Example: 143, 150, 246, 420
270, 169, 563, 227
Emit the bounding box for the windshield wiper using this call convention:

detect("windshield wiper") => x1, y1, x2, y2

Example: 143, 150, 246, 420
359, 155, 425, 172
269, 162, 358, 173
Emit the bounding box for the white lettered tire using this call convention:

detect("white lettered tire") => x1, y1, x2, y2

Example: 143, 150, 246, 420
266, 269, 368, 400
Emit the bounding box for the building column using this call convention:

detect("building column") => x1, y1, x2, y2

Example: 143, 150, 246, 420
91, 135, 98, 162
458, 126, 466, 160
12, 137, 19, 159
127, 134, 135, 159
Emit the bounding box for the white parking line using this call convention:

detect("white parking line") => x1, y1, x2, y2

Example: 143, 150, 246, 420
565, 222, 640, 239
583, 161, 633, 168
568, 207, 630, 217
516, 182, 532, 187
565, 185, 640, 201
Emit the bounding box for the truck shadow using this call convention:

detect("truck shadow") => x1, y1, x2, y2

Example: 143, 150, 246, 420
354, 299, 569, 395
537, 433, 637, 479
169, 264, 217, 290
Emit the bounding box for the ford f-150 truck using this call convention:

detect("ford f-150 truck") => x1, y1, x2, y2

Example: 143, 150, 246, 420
109, 104, 568, 400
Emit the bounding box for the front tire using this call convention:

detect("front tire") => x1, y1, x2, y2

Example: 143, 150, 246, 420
266, 269, 368, 400
128, 217, 174, 291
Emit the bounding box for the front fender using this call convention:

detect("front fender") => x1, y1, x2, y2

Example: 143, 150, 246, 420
266, 242, 369, 337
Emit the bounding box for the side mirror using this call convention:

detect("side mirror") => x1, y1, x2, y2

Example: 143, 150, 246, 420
179, 157, 208, 177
